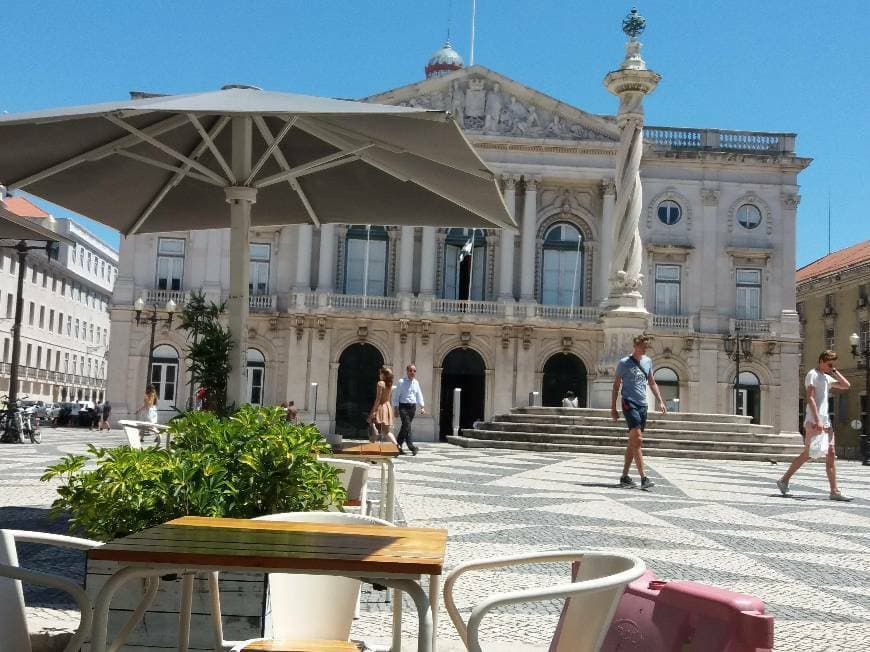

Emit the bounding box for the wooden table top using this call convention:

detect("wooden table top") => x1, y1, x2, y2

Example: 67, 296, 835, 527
330, 442, 400, 458
89, 516, 446, 576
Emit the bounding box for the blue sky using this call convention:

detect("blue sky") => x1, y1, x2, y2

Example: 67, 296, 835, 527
2, 1, 867, 267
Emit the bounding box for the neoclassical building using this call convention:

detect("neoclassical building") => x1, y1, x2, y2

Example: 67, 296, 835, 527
107, 43, 809, 440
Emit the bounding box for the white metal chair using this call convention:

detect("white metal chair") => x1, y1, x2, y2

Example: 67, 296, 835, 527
208, 512, 399, 652
319, 457, 371, 515
0, 528, 102, 652
443, 551, 646, 652
118, 419, 167, 449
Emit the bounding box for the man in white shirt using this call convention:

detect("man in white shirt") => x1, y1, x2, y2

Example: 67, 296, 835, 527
392, 364, 425, 455
777, 349, 852, 501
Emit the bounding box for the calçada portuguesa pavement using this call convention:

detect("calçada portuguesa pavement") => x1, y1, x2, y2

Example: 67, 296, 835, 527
2, 428, 869, 651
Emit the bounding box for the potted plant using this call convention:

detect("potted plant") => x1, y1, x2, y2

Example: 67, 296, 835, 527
42, 406, 347, 648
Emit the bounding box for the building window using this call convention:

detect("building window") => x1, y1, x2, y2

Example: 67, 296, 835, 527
736, 268, 761, 320
46, 348, 51, 371
0, 254, 4, 271
28, 302, 34, 325
52, 275, 57, 292
58, 312, 64, 334
39, 306, 45, 329
654, 367, 680, 411
25, 343, 32, 367
49, 309, 54, 331
64, 352, 69, 373
860, 320, 870, 353
156, 237, 185, 291
249, 243, 271, 296
75, 319, 80, 339
737, 204, 762, 230
6, 294, 13, 318
540, 224, 583, 306
344, 225, 388, 296
247, 349, 266, 406
443, 228, 487, 301
87, 251, 92, 271
66, 315, 72, 337
825, 327, 835, 350
654, 264, 681, 315
42, 272, 48, 288
55, 350, 60, 370
36, 347, 42, 369
31, 265, 37, 283
2, 339, 8, 363
657, 200, 681, 226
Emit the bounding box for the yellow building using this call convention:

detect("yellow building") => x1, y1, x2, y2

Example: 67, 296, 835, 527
796, 240, 870, 460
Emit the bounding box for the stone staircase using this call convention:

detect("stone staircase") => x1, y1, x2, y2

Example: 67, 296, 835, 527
448, 407, 806, 462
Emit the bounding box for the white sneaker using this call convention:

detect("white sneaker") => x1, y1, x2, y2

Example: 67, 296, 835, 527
776, 479, 789, 496
830, 491, 853, 502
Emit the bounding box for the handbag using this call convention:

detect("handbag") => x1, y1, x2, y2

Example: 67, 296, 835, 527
807, 430, 830, 459
368, 421, 380, 443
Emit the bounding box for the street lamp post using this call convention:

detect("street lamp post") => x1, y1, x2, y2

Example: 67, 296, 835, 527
849, 332, 870, 465
723, 325, 753, 415
134, 297, 177, 391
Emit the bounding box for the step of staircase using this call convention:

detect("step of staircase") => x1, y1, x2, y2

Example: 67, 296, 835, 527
452, 407, 803, 462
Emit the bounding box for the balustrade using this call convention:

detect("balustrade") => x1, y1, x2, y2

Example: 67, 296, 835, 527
249, 294, 277, 312
645, 126, 793, 153
733, 319, 772, 335
144, 289, 189, 305
651, 314, 694, 331
533, 304, 599, 322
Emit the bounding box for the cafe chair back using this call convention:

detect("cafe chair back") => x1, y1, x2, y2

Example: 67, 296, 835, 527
0, 529, 102, 652
208, 512, 396, 651
443, 550, 645, 652
319, 457, 371, 515
118, 419, 144, 449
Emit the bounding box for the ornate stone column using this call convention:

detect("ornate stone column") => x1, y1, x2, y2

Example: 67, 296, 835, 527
419, 227, 436, 297
294, 224, 313, 306
591, 8, 661, 409
397, 226, 415, 295
596, 179, 616, 304
698, 188, 720, 332
519, 175, 540, 302
498, 175, 518, 300
316, 223, 336, 293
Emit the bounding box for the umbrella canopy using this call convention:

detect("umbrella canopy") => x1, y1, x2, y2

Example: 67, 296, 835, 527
0, 85, 515, 404
0, 86, 514, 234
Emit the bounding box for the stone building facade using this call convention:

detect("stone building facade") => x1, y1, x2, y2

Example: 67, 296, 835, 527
0, 196, 118, 404
796, 241, 870, 457
107, 62, 810, 440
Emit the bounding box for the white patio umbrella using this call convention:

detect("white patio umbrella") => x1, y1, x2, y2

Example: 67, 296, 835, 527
0, 85, 515, 403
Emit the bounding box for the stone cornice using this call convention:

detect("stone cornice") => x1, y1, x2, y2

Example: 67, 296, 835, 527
645, 149, 813, 172
725, 246, 774, 262
796, 260, 870, 295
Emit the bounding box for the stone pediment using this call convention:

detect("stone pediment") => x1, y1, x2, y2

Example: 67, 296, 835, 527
363, 65, 619, 142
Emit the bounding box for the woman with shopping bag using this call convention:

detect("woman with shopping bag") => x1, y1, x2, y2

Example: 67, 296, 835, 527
777, 350, 852, 501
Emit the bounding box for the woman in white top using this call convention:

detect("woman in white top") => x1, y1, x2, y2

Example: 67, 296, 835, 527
561, 391, 579, 408
777, 350, 852, 501
137, 384, 159, 424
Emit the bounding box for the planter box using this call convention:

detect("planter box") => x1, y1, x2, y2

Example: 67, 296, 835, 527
85, 559, 265, 651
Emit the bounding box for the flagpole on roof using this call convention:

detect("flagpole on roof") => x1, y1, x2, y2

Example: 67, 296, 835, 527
469, 0, 477, 66
467, 228, 475, 307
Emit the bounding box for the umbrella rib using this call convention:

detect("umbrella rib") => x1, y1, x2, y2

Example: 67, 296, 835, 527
115, 150, 223, 186
126, 116, 232, 236
6, 114, 189, 192
289, 179, 321, 228
253, 147, 369, 189
245, 116, 299, 186
105, 114, 228, 186
187, 114, 236, 184
295, 116, 404, 154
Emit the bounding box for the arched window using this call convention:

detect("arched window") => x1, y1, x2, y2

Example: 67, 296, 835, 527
657, 200, 681, 225
150, 344, 179, 410
736, 371, 761, 424
654, 367, 680, 412
246, 348, 265, 406
541, 223, 583, 306
344, 226, 388, 296
443, 228, 486, 300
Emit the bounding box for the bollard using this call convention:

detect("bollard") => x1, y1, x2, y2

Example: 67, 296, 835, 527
452, 387, 462, 436
310, 382, 318, 425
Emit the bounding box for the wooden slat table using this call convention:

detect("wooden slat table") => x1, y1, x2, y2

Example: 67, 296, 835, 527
88, 515, 447, 652
330, 442, 400, 521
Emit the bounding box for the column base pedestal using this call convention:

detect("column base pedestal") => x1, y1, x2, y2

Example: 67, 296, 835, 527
590, 300, 649, 409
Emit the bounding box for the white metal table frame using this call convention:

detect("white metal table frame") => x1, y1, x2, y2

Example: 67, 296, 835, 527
88, 562, 440, 652
332, 450, 397, 522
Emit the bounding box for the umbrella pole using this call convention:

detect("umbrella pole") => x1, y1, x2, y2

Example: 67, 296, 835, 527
225, 117, 257, 409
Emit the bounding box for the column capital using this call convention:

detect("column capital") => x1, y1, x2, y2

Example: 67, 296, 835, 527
501, 174, 519, 190
601, 178, 617, 196
524, 175, 542, 191
781, 193, 801, 210
701, 188, 720, 206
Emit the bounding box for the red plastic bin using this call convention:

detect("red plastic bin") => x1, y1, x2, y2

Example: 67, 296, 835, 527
599, 569, 774, 651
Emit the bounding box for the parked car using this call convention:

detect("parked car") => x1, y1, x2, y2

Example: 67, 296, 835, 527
76, 401, 97, 427
56, 402, 78, 427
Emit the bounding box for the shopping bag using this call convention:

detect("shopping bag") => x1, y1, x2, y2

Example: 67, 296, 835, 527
807, 431, 829, 459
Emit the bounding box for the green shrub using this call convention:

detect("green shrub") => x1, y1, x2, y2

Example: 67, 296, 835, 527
42, 405, 347, 541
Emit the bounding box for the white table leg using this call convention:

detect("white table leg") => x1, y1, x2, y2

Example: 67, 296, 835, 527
178, 572, 195, 652
375, 578, 431, 652
379, 460, 388, 519
391, 587, 403, 652
385, 459, 396, 522
429, 574, 440, 652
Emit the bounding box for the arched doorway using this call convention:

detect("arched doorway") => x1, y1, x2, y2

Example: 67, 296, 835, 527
736, 371, 761, 424
335, 343, 384, 437
246, 349, 265, 406
654, 368, 680, 412
150, 344, 179, 411
542, 353, 587, 407
439, 348, 485, 440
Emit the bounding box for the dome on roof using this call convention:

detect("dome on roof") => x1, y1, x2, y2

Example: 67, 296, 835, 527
425, 41, 464, 79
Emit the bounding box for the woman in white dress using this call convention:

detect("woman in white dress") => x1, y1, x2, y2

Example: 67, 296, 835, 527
136, 384, 159, 424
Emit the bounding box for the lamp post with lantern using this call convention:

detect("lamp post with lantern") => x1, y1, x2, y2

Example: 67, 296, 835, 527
134, 297, 177, 391
724, 325, 753, 416
849, 331, 870, 465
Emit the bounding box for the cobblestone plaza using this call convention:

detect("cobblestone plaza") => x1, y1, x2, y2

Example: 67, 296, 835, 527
2, 429, 868, 650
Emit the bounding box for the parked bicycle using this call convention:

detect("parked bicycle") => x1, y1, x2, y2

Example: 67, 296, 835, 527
0, 395, 43, 444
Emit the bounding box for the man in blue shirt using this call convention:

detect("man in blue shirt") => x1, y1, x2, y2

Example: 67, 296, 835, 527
392, 364, 425, 455
611, 334, 667, 489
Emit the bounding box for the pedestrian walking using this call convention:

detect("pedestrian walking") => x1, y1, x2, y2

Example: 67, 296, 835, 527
611, 334, 667, 489
392, 364, 425, 455
777, 350, 852, 501
136, 385, 159, 424
562, 390, 579, 408
368, 366, 399, 447
99, 400, 111, 431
